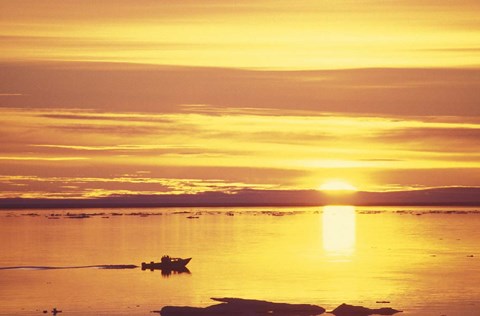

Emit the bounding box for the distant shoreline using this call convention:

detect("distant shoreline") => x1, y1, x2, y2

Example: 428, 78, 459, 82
1, 202, 480, 210
1, 187, 480, 209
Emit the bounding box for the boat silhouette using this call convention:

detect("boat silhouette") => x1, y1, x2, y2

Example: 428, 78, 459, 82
141, 256, 191, 272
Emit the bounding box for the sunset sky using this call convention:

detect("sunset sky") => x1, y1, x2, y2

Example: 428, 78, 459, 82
1, 0, 479, 200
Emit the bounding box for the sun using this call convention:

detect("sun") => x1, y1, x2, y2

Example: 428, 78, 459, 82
319, 179, 358, 192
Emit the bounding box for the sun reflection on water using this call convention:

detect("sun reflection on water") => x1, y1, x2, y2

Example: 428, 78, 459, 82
322, 205, 356, 259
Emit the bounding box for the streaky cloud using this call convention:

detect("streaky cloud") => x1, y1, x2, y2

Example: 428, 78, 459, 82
1, 62, 480, 116
0, 156, 88, 161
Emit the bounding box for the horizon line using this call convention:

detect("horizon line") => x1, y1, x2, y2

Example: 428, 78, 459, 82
1, 187, 480, 209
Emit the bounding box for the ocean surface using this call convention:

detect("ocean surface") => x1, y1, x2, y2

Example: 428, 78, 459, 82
0, 206, 479, 315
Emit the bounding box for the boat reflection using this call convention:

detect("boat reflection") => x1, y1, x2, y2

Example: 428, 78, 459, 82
142, 265, 191, 277
322, 205, 356, 259
160, 266, 191, 277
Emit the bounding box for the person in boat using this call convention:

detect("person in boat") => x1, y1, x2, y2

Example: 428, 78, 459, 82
161, 255, 171, 264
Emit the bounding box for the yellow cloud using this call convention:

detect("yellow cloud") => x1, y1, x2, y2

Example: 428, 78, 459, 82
1, 1, 479, 68
1, 106, 479, 198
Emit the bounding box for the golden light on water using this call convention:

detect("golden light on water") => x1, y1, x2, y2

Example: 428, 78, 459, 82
322, 206, 356, 258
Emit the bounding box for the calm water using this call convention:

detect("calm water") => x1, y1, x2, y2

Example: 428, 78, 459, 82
0, 206, 479, 315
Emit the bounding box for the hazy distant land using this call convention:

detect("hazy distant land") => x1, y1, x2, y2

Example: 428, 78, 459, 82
1, 187, 479, 209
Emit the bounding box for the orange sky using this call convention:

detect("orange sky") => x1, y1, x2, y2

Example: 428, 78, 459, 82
0, 1, 479, 199
1, 0, 480, 69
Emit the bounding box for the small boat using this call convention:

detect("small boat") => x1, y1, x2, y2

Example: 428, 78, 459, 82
141, 256, 191, 271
